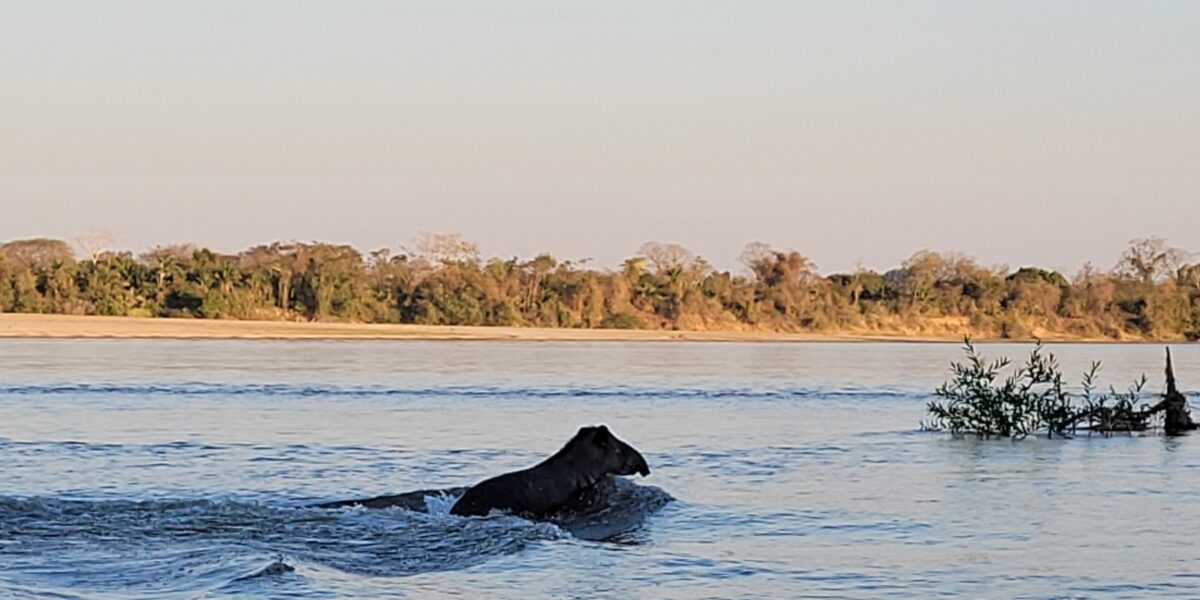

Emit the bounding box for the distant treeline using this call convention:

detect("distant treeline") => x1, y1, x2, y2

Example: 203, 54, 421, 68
1, 234, 1198, 340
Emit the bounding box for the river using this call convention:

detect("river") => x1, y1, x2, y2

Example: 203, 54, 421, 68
1, 339, 1197, 598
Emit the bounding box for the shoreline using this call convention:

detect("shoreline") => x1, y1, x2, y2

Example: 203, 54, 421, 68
0, 313, 1152, 343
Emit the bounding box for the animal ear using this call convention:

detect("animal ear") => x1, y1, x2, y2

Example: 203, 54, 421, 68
591, 425, 612, 446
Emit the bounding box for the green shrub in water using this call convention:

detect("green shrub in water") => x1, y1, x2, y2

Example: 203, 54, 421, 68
924, 339, 1150, 438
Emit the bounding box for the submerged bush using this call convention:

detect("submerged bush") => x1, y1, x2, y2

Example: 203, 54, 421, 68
924, 339, 1151, 438
1078, 365, 1148, 433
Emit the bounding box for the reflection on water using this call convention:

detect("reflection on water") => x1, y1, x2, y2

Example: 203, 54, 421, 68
1, 340, 1199, 598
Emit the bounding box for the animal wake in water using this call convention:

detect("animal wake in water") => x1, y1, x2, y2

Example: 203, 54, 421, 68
316, 425, 669, 541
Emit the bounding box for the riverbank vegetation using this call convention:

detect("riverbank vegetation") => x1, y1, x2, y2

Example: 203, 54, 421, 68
1, 235, 1198, 341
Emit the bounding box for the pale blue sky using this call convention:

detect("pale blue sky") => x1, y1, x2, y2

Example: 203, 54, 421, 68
2, 1, 1197, 273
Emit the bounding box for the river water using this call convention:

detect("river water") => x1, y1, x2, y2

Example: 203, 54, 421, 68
1, 339, 1198, 599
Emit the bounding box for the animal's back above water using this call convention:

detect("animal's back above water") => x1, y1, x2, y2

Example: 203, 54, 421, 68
450, 425, 651, 518
449, 467, 582, 517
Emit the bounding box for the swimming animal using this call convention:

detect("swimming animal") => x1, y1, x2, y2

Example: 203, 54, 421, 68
449, 425, 650, 518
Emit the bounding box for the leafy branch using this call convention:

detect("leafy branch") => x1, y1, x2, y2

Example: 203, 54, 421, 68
924, 338, 1154, 438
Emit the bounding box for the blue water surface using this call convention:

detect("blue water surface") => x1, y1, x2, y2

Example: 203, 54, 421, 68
1, 339, 1199, 599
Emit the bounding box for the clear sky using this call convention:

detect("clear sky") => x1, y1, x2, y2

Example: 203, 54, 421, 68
2, 1, 1197, 274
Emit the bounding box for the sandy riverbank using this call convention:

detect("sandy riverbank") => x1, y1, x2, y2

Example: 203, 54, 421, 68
0, 313, 1118, 343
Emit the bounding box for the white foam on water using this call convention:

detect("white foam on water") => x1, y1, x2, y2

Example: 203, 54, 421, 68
423, 491, 462, 515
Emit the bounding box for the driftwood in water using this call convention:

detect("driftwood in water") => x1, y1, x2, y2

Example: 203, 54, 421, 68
1086, 407, 1149, 433
1087, 348, 1196, 435
1144, 348, 1198, 436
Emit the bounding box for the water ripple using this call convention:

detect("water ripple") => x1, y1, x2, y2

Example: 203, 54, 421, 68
0, 381, 929, 402
0, 495, 567, 596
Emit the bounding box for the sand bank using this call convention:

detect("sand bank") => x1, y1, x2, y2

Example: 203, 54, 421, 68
0, 313, 1119, 343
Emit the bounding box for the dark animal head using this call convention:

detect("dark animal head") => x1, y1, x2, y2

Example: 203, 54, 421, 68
569, 425, 650, 478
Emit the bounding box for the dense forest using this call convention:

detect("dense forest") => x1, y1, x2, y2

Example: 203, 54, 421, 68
1, 234, 1198, 341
